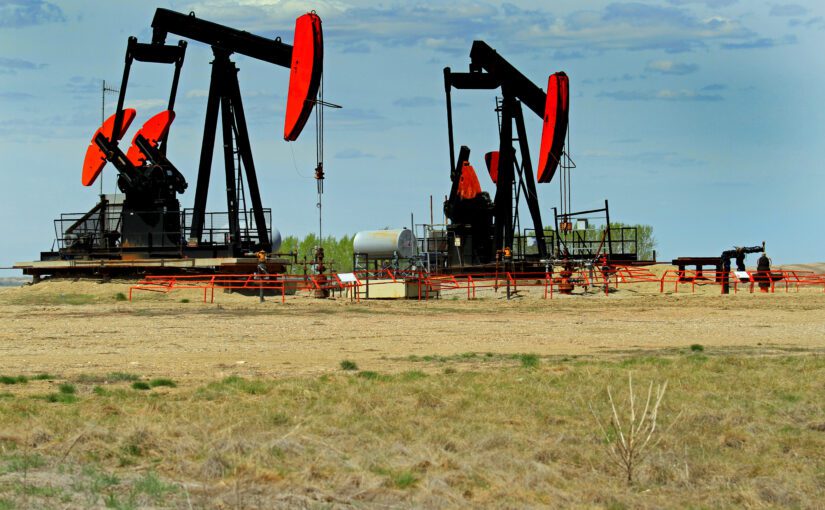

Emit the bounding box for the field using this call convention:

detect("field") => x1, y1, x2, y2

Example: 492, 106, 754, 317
0, 276, 824, 508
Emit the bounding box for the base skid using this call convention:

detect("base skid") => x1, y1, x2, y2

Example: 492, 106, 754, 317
14, 256, 288, 281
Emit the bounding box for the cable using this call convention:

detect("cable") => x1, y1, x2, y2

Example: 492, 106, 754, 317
288, 143, 313, 179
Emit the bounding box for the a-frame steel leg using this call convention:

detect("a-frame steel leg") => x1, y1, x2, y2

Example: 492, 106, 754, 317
227, 72, 270, 251
189, 53, 224, 244
494, 94, 515, 252
513, 101, 547, 259
188, 50, 270, 254
220, 93, 241, 245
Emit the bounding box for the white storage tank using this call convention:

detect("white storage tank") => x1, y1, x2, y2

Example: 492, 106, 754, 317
353, 229, 414, 259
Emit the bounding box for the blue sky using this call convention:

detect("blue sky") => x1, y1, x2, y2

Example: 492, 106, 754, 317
1, 0, 823, 274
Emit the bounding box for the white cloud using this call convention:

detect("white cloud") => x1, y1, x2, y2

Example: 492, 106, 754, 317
125, 98, 168, 111
645, 60, 699, 75
598, 88, 723, 102
173, 1, 765, 56
185, 89, 209, 98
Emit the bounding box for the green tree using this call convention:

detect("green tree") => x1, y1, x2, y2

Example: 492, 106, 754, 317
278, 233, 355, 271
610, 222, 656, 260
540, 222, 656, 260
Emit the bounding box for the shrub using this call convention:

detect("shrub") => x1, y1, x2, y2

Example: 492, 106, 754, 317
58, 383, 76, 395
393, 471, 418, 489
589, 373, 675, 484
340, 360, 358, 371
45, 393, 77, 404
519, 353, 540, 368
0, 375, 27, 385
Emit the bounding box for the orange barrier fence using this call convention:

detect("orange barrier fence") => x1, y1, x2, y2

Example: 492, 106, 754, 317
658, 269, 825, 294
128, 266, 825, 303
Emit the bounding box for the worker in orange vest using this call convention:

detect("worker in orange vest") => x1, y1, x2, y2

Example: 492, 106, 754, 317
255, 250, 268, 302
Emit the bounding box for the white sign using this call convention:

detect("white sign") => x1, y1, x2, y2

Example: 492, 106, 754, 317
338, 272, 358, 283
734, 271, 750, 280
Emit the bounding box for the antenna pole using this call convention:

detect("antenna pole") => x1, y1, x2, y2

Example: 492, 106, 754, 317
100, 80, 120, 196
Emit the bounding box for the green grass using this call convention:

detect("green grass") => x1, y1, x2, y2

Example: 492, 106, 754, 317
58, 383, 76, 395
267, 411, 290, 425
619, 356, 672, 367
690, 344, 705, 352
114, 292, 128, 301
107, 372, 140, 383
398, 370, 427, 381
371, 466, 419, 489
103, 493, 132, 509
74, 374, 106, 384
31, 373, 57, 381
392, 471, 418, 489
179, 298, 190, 303
519, 353, 540, 368
148, 378, 176, 388
2, 453, 45, 474
44, 392, 78, 403
133, 471, 177, 501
131, 382, 150, 391
0, 375, 27, 385
195, 376, 269, 399
406, 352, 548, 368
14, 483, 63, 498
340, 360, 358, 371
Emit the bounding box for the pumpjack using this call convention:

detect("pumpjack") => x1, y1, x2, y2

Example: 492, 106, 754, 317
442, 41, 569, 268
37, 8, 322, 271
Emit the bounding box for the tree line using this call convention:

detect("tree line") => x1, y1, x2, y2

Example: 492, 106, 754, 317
279, 223, 655, 272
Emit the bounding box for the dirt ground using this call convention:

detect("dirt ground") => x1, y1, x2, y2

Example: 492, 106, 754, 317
1, 270, 824, 383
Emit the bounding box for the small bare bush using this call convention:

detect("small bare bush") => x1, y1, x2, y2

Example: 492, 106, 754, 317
590, 372, 673, 484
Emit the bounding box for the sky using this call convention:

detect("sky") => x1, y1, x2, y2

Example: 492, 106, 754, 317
0, 0, 823, 275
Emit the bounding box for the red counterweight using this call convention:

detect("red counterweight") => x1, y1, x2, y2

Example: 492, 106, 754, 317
537, 72, 569, 183
484, 151, 499, 184
283, 12, 323, 141
125, 110, 175, 167
82, 109, 136, 186
457, 162, 482, 200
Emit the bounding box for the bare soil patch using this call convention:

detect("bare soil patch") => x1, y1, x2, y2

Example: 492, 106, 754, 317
1, 279, 824, 383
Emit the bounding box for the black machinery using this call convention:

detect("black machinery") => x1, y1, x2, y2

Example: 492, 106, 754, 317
84, 34, 188, 253
41, 8, 322, 267
438, 41, 647, 274
443, 41, 560, 267
672, 242, 771, 294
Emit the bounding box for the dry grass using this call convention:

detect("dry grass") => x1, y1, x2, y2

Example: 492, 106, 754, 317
0, 354, 823, 508
1, 278, 824, 507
